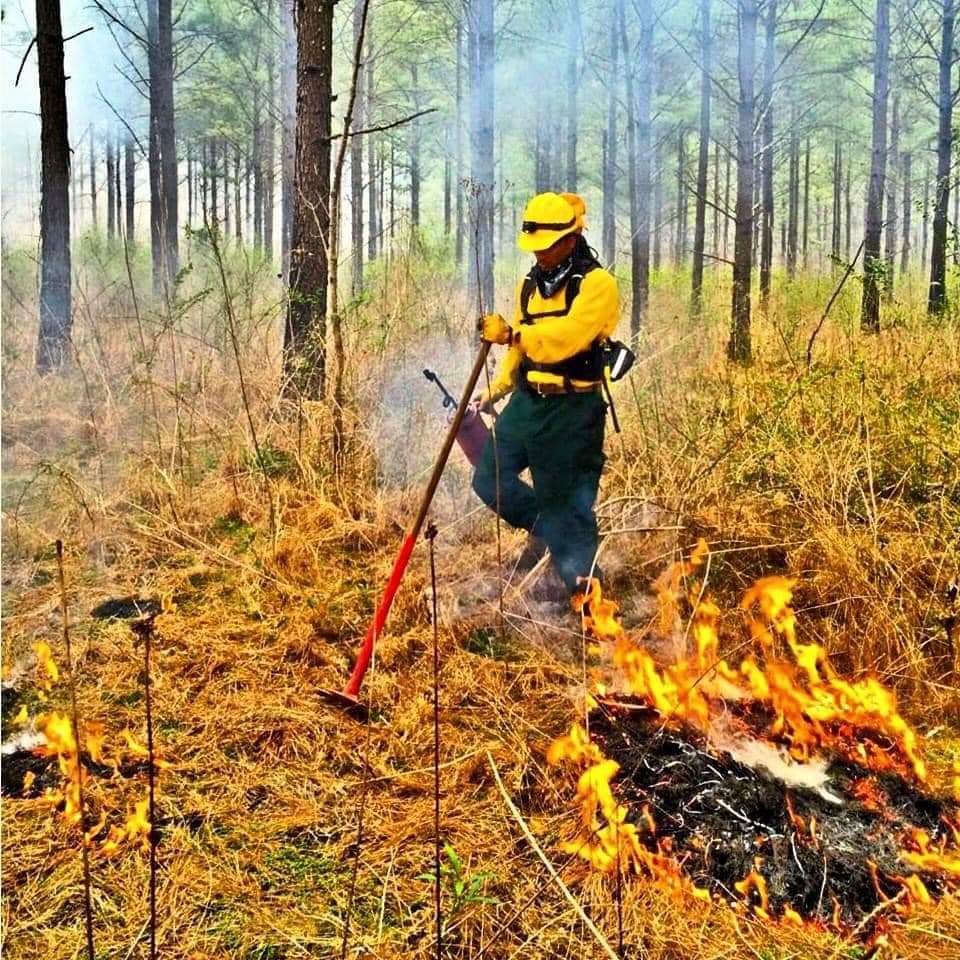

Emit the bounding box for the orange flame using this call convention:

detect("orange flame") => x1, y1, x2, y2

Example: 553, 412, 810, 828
34, 639, 60, 691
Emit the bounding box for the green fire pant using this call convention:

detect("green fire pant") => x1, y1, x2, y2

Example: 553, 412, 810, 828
471, 387, 606, 595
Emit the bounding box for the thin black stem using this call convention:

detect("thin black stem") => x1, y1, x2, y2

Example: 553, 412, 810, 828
144, 620, 158, 960
56, 541, 97, 960
427, 523, 442, 958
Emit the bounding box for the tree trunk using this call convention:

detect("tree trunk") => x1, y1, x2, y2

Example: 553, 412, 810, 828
106, 134, 116, 238
619, 0, 641, 334
786, 109, 798, 277
723, 137, 731, 260
653, 135, 663, 270
158, 0, 177, 283
690, 0, 711, 316
602, 6, 618, 265
635, 0, 653, 331
444, 125, 452, 236
922, 159, 931, 272
89, 125, 98, 228
728, 0, 757, 366
861, 0, 890, 333
264, 16, 276, 261
831, 140, 842, 264
234, 144, 242, 243
802, 138, 810, 269
713, 138, 721, 265
884, 93, 899, 298
148, 0, 177, 295
928, 0, 954, 314
186, 144, 193, 225
674, 130, 685, 267
35, 0, 72, 373
900, 151, 912, 275
566, 0, 580, 189
284, 0, 334, 399
281, 0, 296, 273
223, 137, 231, 240
759, 0, 775, 305
253, 90, 263, 248
125, 137, 135, 239
468, 0, 495, 310
366, 19, 377, 259
210, 138, 219, 227
455, 21, 465, 265
845, 152, 852, 259
351, 0, 365, 295
409, 62, 421, 233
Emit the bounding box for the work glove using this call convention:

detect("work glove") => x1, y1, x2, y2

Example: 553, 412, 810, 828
478, 313, 516, 346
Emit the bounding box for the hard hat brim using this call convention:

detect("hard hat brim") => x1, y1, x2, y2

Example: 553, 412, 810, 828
517, 226, 577, 252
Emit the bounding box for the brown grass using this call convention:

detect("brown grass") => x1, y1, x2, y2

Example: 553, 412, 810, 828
2, 239, 959, 958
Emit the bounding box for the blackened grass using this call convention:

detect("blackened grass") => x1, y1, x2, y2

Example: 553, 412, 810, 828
55, 540, 97, 960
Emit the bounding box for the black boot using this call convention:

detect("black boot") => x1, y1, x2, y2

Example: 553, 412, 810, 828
515, 534, 548, 573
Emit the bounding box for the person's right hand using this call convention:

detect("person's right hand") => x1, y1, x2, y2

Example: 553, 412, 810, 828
472, 392, 495, 415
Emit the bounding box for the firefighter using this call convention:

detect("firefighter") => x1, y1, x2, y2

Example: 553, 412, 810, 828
472, 191, 620, 600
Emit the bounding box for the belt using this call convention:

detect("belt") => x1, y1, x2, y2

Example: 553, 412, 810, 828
523, 378, 601, 396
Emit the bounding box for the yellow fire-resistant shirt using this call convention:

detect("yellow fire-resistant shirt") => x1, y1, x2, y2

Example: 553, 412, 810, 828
486, 267, 621, 401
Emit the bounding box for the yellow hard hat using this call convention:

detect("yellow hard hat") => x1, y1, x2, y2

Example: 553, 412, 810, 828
517, 192, 586, 252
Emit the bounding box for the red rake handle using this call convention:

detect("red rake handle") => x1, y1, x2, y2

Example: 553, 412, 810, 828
342, 531, 416, 697
341, 341, 492, 699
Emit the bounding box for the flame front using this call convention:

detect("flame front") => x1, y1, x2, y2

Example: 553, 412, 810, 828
550, 542, 956, 926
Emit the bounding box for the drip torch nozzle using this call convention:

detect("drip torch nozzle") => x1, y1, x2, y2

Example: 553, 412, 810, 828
423, 368, 457, 409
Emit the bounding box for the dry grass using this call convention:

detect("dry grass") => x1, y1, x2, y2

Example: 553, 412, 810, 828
2, 239, 959, 958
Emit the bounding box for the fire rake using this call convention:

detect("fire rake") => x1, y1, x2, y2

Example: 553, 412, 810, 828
320, 343, 492, 717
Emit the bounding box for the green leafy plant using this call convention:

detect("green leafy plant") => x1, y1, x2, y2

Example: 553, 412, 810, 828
418, 842, 497, 929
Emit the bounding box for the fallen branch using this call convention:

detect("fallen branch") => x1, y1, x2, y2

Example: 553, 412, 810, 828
487, 751, 620, 960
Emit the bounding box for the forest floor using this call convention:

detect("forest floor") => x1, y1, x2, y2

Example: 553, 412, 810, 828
2, 248, 960, 959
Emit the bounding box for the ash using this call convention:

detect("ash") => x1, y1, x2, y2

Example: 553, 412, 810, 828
592, 699, 954, 925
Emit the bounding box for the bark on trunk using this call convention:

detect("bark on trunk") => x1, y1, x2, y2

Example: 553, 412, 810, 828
284, 0, 334, 399
786, 109, 798, 277
759, 0, 775, 305
468, 0, 495, 310
281, 0, 296, 273
690, 0, 711, 316
351, 0, 365, 294
884, 94, 899, 298
36, 0, 72, 373
928, 0, 954, 314
674, 131, 685, 268
366, 20, 377, 259
566, 0, 580, 189
148, 0, 178, 295
210, 138, 219, 227
125, 137, 135, 239
619, 0, 641, 334
455, 21, 464, 265
409, 62, 421, 232
602, 6, 618, 265
802, 138, 810, 269
264, 16, 276, 261
922, 160, 930, 272
831, 140, 842, 263
106, 134, 115, 238
89, 125, 97, 227
728, 0, 757, 366
861, 0, 890, 333
900, 151, 912, 275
